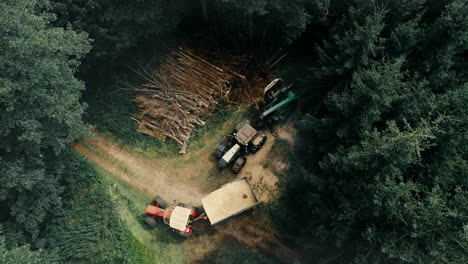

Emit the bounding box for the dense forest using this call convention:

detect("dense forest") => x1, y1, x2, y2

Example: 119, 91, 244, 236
0, 0, 466, 263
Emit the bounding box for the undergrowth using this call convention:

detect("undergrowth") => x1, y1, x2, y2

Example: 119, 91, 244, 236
95, 164, 188, 264
46, 152, 189, 263
84, 81, 179, 156
194, 237, 274, 264
46, 153, 146, 263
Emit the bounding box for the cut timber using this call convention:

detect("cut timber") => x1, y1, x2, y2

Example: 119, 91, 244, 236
202, 177, 259, 225
133, 46, 250, 153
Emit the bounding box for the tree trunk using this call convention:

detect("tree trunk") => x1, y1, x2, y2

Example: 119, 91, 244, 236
201, 0, 208, 23
248, 12, 254, 44
260, 22, 269, 49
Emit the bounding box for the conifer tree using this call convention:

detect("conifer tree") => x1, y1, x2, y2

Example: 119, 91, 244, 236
282, 1, 468, 262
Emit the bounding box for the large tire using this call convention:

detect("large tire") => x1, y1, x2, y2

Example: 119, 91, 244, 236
214, 141, 228, 159
251, 145, 258, 153
187, 205, 199, 217
251, 135, 267, 153
174, 229, 190, 238
155, 195, 167, 209
232, 156, 247, 174
144, 215, 157, 228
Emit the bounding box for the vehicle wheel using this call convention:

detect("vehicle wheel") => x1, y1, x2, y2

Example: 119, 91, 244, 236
187, 206, 199, 217
144, 215, 156, 228
232, 156, 247, 174
214, 141, 228, 159
255, 135, 268, 152
251, 145, 258, 153
175, 230, 190, 238
155, 195, 167, 209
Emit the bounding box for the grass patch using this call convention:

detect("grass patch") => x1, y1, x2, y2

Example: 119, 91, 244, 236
47, 153, 147, 263
95, 165, 188, 264
80, 140, 141, 179
84, 82, 257, 189
84, 78, 254, 161
194, 237, 275, 264
56, 150, 276, 263
186, 103, 249, 151
80, 78, 282, 263
84, 82, 179, 157
48, 152, 189, 263
264, 138, 290, 174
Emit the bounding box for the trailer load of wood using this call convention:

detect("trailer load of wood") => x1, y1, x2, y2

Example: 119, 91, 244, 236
132, 47, 249, 152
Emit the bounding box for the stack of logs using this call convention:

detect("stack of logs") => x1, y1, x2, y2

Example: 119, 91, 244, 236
132, 47, 248, 153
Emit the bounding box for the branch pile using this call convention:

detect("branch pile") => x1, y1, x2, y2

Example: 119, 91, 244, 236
132, 47, 249, 152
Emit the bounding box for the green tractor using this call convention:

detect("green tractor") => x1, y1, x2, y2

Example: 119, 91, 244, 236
260, 78, 297, 124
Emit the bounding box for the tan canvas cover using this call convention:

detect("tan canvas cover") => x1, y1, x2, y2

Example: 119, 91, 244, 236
202, 177, 258, 225
236, 123, 257, 145
169, 206, 191, 231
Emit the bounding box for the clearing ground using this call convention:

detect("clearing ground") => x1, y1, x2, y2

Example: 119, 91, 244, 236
73, 123, 300, 263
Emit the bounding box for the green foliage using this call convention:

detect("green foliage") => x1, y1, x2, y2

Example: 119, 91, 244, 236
281, 0, 468, 262
211, 0, 311, 46
46, 153, 145, 263
307, 4, 386, 96
51, 0, 188, 70
0, 0, 90, 241
84, 82, 179, 156
0, 232, 59, 264
327, 58, 407, 141
2, 0, 466, 263
420, 0, 468, 91
196, 237, 275, 264
84, 78, 251, 158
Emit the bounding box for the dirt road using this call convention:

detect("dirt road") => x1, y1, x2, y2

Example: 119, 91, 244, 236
73, 125, 301, 263
73, 140, 203, 204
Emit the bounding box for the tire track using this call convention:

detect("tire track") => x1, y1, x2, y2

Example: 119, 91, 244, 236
73, 133, 302, 263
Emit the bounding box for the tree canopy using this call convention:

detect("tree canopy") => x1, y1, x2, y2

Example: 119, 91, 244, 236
210, 0, 311, 46
0, 232, 58, 264
280, 0, 468, 262
0, 0, 466, 262
0, 0, 90, 242
51, 0, 188, 72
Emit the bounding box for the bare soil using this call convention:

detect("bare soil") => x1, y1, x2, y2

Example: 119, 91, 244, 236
73, 140, 203, 204
72, 124, 300, 263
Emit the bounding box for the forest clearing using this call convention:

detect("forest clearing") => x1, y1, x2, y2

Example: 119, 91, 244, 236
2, 1, 466, 263
73, 120, 300, 263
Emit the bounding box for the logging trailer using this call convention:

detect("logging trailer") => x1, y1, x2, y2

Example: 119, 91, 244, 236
144, 177, 259, 237
213, 120, 267, 173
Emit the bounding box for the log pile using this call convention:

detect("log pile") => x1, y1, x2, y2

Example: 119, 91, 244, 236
132, 47, 249, 152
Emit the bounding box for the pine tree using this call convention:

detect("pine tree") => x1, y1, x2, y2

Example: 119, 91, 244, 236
51, 0, 188, 71
211, 0, 311, 46
281, 0, 468, 262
